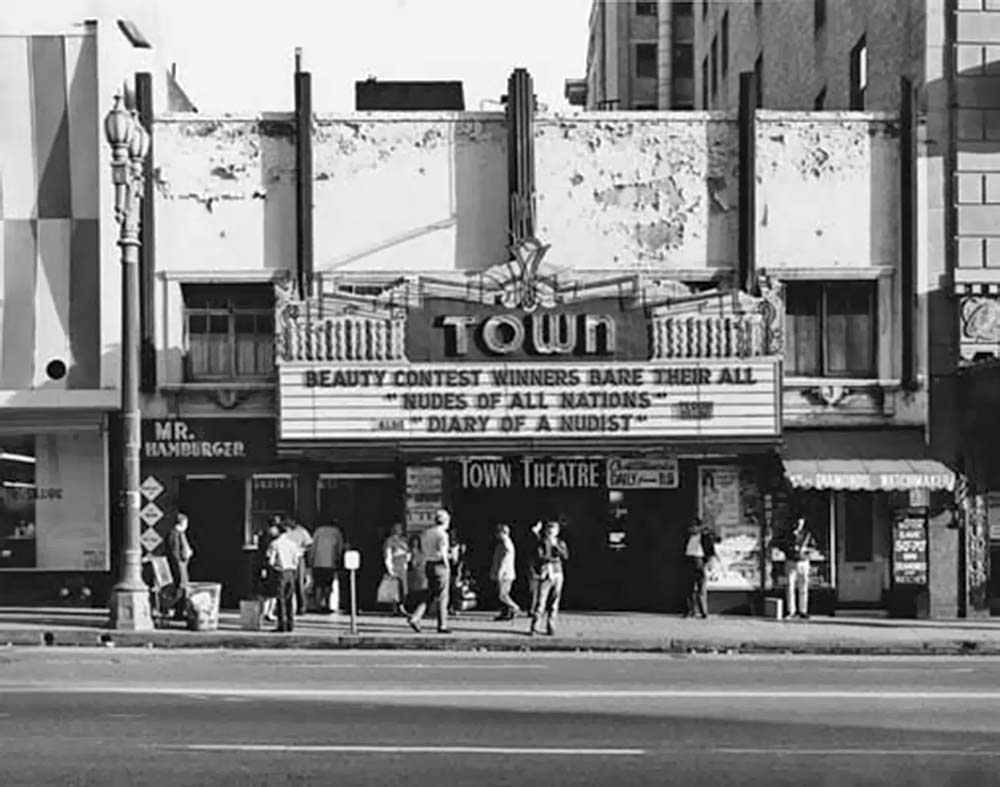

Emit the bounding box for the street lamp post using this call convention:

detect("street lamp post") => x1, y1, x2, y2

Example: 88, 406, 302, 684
105, 95, 154, 631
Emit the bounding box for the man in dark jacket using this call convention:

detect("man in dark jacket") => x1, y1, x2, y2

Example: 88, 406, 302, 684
166, 513, 194, 620
683, 518, 717, 619
781, 516, 816, 620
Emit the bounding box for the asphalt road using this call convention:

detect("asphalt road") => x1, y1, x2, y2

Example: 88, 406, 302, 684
1, 650, 1000, 786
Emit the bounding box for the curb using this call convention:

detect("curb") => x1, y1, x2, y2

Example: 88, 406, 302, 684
2, 628, 1000, 656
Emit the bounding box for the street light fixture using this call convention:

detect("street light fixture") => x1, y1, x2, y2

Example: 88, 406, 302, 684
105, 94, 153, 631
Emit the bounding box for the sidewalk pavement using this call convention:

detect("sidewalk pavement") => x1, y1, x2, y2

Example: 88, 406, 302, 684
2, 606, 1000, 655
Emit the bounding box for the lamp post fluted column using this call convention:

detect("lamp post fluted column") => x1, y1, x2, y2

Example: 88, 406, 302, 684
106, 95, 154, 631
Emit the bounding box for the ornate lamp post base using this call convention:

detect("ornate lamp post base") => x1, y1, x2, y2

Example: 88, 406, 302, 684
109, 584, 154, 631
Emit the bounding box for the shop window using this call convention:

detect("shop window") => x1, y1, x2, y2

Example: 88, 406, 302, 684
183, 283, 275, 381
0, 432, 107, 571
249, 475, 297, 543
636, 43, 658, 79
635, 1, 657, 16
784, 281, 877, 378
843, 493, 874, 563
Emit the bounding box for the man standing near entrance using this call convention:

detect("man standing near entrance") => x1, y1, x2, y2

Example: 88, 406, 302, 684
408, 509, 452, 634
310, 519, 345, 614
267, 521, 301, 633
166, 513, 194, 620
782, 515, 816, 620
490, 523, 520, 621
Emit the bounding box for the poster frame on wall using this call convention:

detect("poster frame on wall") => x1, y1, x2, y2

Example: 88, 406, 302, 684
698, 464, 761, 591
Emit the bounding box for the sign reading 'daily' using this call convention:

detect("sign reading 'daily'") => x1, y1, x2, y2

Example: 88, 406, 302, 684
278, 360, 780, 441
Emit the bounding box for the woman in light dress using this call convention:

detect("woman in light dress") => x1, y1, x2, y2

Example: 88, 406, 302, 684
383, 521, 411, 615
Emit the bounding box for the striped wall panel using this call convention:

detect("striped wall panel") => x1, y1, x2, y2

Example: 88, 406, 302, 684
0, 32, 101, 390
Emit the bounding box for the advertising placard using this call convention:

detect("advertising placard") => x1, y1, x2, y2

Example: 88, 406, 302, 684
700, 465, 759, 590
893, 516, 928, 585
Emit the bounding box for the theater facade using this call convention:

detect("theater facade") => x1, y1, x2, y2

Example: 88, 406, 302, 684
274, 253, 785, 612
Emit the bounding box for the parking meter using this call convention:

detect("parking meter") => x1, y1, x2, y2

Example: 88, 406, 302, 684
344, 549, 360, 634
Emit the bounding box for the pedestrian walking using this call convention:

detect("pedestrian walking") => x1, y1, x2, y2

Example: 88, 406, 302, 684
256, 516, 282, 622
267, 521, 301, 633
781, 515, 816, 620
527, 520, 544, 615
407, 509, 452, 634
381, 521, 410, 615
683, 518, 716, 619
490, 523, 520, 621
285, 516, 313, 614
166, 513, 194, 621
309, 519, 345, 614
529, 520, 569, 637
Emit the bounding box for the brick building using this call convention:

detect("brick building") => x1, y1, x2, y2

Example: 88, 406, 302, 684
566, 0, 695, 110
692, 0, 1000, 617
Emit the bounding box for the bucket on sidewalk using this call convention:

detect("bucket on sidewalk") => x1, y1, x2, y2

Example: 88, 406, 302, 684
185, 582, 221, 631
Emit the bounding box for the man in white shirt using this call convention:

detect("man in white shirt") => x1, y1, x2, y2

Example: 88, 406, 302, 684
408, 509, 452, 634
490, 523, 520, 621
267, 522, 301, 632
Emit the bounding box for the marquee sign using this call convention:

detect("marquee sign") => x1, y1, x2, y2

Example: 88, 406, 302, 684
278, 359, 780, 441
275, 239, 784, 445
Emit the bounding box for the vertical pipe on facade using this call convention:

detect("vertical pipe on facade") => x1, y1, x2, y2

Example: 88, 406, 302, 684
294, 49, 314, 299
738, 72, 758, 296
135, 72, 156, 392
900, 76, 917, 390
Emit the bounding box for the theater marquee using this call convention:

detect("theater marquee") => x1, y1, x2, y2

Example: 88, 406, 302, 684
274, 243, 785, 445
278, 359, 781, 441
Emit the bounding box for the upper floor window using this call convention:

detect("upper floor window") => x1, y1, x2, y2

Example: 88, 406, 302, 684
636, 1, 657, 16
814, 0, 826, 32
721, 12, 730, 75
754, 52, 764, 108
183, 283, 275, 381
701, 56, 709, 108
814, 86, 827, 109
674, 42, 694, 80
710, 35, 719, 97
785, 281, 877, 378
849, 35, 867, 110
636, 43, 658, 79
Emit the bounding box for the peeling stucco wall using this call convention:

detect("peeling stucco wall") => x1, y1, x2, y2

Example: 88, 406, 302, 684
756, 112, 901, 271
535, 115, 738, 272
153, 109, 900, 277
311, 115, 507, 272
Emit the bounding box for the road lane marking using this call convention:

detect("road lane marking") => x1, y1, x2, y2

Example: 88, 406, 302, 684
103, 713, 146, 719
714, 748, 1000, 757
7, 686, 1000, 700
160, 744, 646, 756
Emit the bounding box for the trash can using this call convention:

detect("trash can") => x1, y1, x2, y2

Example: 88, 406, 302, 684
186, 582, 222, 631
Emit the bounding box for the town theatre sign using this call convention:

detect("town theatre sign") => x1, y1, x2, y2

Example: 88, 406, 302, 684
275, 242, 784, 443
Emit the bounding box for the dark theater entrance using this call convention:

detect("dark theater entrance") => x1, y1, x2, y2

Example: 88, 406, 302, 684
447, 457, 697, 613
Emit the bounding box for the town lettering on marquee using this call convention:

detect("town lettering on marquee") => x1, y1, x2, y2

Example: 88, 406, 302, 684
438, 313, 616, 357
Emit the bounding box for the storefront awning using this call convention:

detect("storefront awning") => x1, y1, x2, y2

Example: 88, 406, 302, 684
782, 429, 956, 492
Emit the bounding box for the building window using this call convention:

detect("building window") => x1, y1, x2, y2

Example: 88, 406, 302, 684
636, 1, 657, 16
710, 35, 719, 97
636, 43, 658, 79
634, 104, 658, 110
849, 35, 867, 110
183, 283, 275, 381
814, 86, 827, 109
703, 0, 709, 19
721, 12, 730, 75
701, 56, 709, 108
754, 0, 762, 15
674, 42, 694, 79
814, 0, 826, 31
843, 493, 875, 563
754, 52, 763, 108
784, 281, 878, 378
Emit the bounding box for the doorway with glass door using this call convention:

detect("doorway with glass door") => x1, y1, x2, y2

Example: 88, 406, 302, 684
836, 492, 890, 608
316, 473, 400, 610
